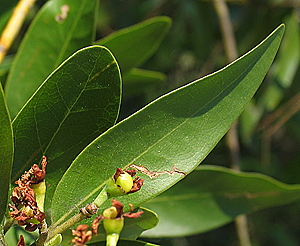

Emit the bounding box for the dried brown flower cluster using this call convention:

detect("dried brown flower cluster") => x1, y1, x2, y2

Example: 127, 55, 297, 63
9, 156, 47, 231
71, 225, 92, 246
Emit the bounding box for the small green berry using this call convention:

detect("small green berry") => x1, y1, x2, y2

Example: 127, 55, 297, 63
103, 217, 124, 235
115, 172, 133, 193
103, 206, 118, 219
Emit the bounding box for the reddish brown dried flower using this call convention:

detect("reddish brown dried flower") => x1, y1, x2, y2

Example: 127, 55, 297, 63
17, 235, 25, 246
127, 176, 144, 194
9, 157, 47, 231
92, 199, 144, 235
30, 156, 47, 184
71, 224, 92, 246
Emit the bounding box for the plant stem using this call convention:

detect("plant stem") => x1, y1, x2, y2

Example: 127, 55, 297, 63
93, 186, 109, 208
235, 215, 252, 246
0, 233, 7, 246
0, 0, 36, 65
106, 234, 119, 246
46, 210, 88, 242
46, 188, 108, 243
35, 220, 48, 246
212, 0, 238, 63
212, 0, 252, 246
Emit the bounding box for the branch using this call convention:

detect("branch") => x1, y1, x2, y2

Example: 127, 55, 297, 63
0, 0, 36, 65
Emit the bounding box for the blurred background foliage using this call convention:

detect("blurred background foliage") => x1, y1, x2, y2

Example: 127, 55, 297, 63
1, 0, 300, 245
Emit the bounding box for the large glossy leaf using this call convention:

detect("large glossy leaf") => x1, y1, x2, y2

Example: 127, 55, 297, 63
142, 165, 300, 237
0, 85, 13, 223
51, 25, 284, 226
11, 46, 121, 210
5, 0, 99, 118
95, 16, 172, 74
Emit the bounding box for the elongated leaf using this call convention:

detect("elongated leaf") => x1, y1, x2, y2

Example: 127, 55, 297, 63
5, 0, 99, 118
0, 85, 13, 223
95, 16, 171, 74
12, 46, 121, 210
51, 25, 284, 226
122, 68, 166, 97
142, 165, 300, 237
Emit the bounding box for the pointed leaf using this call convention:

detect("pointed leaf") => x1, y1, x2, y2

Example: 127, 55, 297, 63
95, 16, 171, 74
12, 46, 121, 210
5, 0, 99, 118
122, 68, 166, 97
142, 165, 300, 237
0, 85, 13, 223
51, 25, 284, 225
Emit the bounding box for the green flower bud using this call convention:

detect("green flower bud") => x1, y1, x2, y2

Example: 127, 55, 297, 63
103, 206, 118, 219
115, 172, 133, 193
103, 217, 124, 236
31, 181, 46, 212
106, 177, 127, 197
106, 168, 134, 197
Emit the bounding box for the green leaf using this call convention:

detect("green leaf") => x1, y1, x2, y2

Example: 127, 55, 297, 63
95, 16, 172, 74
122, 68, 166, 97
5, 0, 99, 118
12, 46, 121, 210
0, 85, 13, 223
142, 165, 300, 237
51, 25, 284, 225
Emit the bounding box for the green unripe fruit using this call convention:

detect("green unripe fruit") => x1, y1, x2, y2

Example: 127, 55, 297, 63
115, 172, 133, 193
103, 218, 124, 235
103, 206, 118, 219
106, 172, 134, 197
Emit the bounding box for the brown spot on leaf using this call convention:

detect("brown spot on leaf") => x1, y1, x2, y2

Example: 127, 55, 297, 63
55, 5, 70, 23
129, 164, 187, 179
